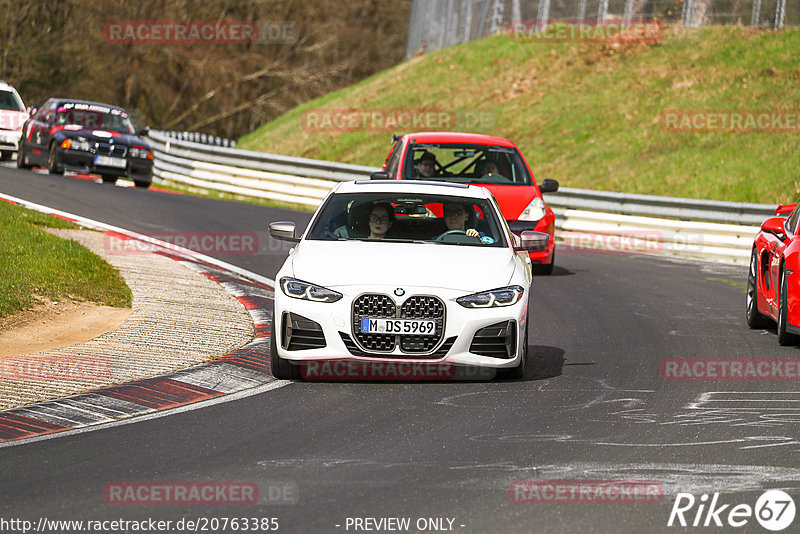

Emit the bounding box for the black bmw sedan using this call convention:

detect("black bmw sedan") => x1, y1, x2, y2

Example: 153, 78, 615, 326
17, 98, 153, 187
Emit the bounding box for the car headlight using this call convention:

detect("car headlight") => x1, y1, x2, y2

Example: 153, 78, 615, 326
280, 277, 342, 303
62, 138, 91, 151
519, 197, 546, 222
130, 147, 152, 158
456, 285, 525, 308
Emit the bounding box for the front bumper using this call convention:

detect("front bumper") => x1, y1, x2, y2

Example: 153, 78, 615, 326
274, 284, 528, 373
58, 148, 154, 183
0, 130, 21, 152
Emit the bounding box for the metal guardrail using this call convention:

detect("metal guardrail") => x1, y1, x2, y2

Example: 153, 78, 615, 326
145, 129, 774, 264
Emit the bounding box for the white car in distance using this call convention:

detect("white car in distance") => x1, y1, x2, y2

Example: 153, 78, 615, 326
0, 80, 26, 161
269, 180, 549, 381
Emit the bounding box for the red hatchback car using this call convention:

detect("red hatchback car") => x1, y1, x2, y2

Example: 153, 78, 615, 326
747, 202, 800, 344
372, 132, 559, 273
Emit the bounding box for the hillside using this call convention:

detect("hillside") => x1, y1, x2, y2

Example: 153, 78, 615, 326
238, 26, 800, 204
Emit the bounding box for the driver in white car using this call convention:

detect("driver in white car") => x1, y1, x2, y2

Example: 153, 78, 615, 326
443, 202, 480, 238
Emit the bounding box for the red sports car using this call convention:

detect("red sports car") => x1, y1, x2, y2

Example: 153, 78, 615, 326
747, 202, 800, 344
372, 132, 559, 274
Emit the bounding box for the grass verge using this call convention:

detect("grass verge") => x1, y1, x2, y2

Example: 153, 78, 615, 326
0, 201, 132, 319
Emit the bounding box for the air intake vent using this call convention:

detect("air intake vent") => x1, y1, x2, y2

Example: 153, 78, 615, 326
469, 321, 516, 359
282, 312, 326, 351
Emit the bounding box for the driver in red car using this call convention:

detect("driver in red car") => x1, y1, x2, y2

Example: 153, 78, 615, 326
416, 151, 438, 178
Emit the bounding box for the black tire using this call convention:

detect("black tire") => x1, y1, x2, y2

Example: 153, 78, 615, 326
16, 144, 31, 169
100, 174, 118, 184
270, 312, 301, 380
746, 248, 771, 329
498, 321, 528, 380
133, 180, 151, 189
47, 143, 63, 175
777, 265, 799, 346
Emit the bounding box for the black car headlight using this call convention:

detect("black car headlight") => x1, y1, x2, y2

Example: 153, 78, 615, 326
280, 277, 342, 303
456, 285, 524, 308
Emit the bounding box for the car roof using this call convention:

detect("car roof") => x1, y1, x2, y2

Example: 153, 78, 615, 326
401, 131, 517, 148
335, 179, 492, 199
45, 98, 126, 111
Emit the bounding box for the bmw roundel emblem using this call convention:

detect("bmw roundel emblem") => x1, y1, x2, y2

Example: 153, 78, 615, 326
394, 288, 405, 297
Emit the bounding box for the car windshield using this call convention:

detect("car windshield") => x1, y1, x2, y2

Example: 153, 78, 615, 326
404, 143, 532, 186
55, 103, 136, 134
307, 192, 507, 247
0, 90, 24, 111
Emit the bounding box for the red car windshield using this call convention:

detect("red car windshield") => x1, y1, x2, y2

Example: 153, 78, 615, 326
403, 143, 532, 186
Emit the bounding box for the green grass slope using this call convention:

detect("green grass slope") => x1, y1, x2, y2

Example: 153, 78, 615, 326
239, 26, 800, 204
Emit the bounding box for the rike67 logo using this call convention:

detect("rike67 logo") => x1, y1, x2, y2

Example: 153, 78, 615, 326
668, 490, 796, 531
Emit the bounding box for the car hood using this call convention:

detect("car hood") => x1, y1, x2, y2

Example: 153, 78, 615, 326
289, 240, 517, 292
56, 126, 149, 146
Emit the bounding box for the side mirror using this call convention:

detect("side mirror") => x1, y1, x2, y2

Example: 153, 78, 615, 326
514, 230, 550, 252
139, 126, 151, 137
269, 221, 300, 242
761, 217, 788, 241
370, 171, 389, 181
539, 179, 559, 193
28, 106, 38, 118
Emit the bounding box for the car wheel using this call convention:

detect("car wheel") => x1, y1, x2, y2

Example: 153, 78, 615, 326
777, 265, 798, 346
746, 248, 771, 329
101, 174, 118, 184
270, 311, 301, 380
498, 321, 527, 380
16, 143, 32, 169
133, 180, 150, 188
47, 143, 63, 175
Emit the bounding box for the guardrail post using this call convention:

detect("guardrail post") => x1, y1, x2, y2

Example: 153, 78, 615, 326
775, 0, 786, 29
623, 0, 634, 27
752, 0, 762, 26
597, 0, 609, 23
682, 0, 695, 27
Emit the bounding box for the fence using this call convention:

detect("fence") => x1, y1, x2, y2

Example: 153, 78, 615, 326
406, 0, 797, 57
145, 129, 775, 264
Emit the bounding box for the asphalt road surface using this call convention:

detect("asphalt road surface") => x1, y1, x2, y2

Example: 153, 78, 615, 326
1, 166, 798, 534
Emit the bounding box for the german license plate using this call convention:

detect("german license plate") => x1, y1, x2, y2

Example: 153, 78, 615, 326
94, 155, 127, 168
361, 318, 436, 335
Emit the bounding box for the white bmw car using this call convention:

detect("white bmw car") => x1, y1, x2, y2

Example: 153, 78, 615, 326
268, 180, 549, 381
